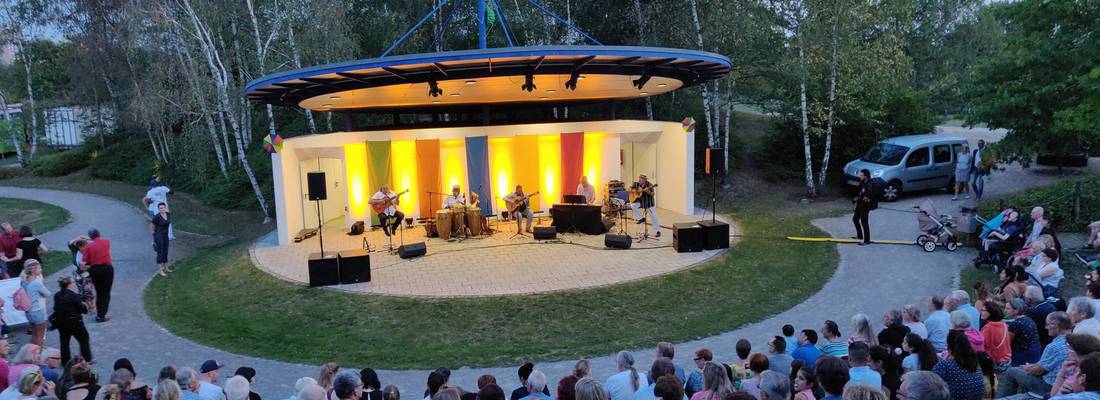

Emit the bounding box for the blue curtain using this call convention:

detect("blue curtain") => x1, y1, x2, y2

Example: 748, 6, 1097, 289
465, 136, 492, 215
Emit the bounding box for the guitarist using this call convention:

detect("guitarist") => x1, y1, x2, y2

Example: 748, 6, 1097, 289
504, 185, 535, 234
369, 185, 404, 237
630, 174, 660, 238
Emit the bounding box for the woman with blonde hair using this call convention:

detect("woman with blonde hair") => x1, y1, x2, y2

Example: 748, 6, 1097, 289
154, 380, 181, 400
841, 384, 887, 400
689, 362, 732, 400
6, 365, 55, 400
7, 344, 42, 385
20, 259, 51, 346
574, 378, 608, 400
318, 363, 339, 400
848, 314, 878, 346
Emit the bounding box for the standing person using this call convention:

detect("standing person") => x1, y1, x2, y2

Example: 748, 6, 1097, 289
150, 203, 172, 277
576, 176, 596, 205
53, 276, 91, 365
81, 229, 113, 323
953, 144, 971, 201
144, 181, 175, 240
629, 174, 660, 238
12, 226, 47, 278
0, 223, 20, 279
970, 140, 986, 200
852, 169, 875, 246
503, 186, 535, 234
369, 186, 404, 237
20, 260, 50, 346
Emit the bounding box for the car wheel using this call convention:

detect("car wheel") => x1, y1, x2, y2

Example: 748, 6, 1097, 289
882, 182, 901, 202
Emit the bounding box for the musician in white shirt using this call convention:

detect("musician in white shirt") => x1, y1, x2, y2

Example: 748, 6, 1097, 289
504, 185, 535, 234
369, 185, 404, 237
576, 175, 596, 204
442, 185, 467, 209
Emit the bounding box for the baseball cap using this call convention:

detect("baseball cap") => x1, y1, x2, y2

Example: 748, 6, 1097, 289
200, 360, 225, 374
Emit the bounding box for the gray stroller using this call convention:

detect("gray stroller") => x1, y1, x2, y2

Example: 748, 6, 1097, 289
915, 199, 959, 252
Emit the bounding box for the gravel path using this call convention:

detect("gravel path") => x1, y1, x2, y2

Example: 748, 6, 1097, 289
0, 128, 1091, 399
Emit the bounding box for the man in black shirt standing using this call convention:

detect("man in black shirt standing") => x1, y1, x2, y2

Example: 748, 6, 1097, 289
853, 169, 876, 245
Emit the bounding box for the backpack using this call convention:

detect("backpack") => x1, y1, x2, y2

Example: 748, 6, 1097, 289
12, 287, 31, 312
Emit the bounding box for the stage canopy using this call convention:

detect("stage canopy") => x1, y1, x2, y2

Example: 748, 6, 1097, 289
245, 46, 731, 112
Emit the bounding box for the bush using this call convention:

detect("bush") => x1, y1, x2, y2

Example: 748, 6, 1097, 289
0, 166, 24, 180
977, 175, 1100, 232
29, 148, 90, 177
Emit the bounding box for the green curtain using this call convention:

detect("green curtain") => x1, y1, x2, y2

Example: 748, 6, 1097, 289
366, 141, 392, 226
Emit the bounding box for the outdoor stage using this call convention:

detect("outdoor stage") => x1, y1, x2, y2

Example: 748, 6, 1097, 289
250, 208, 736, 297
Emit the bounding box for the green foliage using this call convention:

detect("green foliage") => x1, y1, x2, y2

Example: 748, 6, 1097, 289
977, 175, 1100, 232
88, 134, 156, 184
28, 147, 90, 177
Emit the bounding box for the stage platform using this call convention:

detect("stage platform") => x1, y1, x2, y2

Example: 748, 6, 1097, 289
250, 208, 736, 297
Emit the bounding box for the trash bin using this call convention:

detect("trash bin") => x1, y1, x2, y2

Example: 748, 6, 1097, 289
956, 208, 977, 234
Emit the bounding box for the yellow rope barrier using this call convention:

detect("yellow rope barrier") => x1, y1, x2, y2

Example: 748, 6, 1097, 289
786, 236, 916, 245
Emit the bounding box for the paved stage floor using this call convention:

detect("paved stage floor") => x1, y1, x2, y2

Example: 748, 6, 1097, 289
251, 208, 736, 297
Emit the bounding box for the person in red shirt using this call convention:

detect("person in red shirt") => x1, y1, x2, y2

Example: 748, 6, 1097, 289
80, 228, 113, 322
0, 338, 11, 392
0, 223, 20, 279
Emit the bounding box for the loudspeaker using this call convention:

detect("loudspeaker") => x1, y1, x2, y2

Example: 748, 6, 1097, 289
605, 234, 632, 249
337, 249, 371, 284
533, 226, 557, 240
673, 223, 704, 253
398, 242, 427, 259
698, 220, 730, 250
307, 172, 327, 201
307, 252, 339, 287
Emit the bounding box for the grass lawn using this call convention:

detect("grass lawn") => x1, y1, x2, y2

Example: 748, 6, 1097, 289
144, 202, 837, 369
41, 250, 74, 276
0, 197, 70, 235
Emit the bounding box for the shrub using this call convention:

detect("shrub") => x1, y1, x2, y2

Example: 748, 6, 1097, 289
0, 166, 24, 180
978, 175, 1100, 232
29, 148, 90, 177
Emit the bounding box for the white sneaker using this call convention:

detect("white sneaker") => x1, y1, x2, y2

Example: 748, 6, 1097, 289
951, 197, 958, 201
964, 195, 971, 199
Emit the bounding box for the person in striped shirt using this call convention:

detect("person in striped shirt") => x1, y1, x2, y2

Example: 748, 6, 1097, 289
818, 320, 849, 358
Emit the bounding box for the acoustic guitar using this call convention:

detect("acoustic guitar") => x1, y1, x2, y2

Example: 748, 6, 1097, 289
371, 189, 409, 214
629, 184, 657, 202
506, 191, 540, 214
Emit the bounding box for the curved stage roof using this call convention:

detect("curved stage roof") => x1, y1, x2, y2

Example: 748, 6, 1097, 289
246, 46, 731, 111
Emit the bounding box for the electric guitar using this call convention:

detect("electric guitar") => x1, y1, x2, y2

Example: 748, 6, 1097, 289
506, 191, 540, 213
371, 189, 409, 214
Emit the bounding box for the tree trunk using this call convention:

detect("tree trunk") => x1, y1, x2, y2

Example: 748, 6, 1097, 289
723, 76, 735, 177
173, 30, 229, 177
21, 50, 39, 163
0, 93, 24, 166
245, 0, 280, 145
795, 3, 816, 196
818, 0, 841, 190
689, 0, 716, 149
287, 25, 317, 134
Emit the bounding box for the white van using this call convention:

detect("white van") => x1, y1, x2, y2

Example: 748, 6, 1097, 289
843, 134, 969, 202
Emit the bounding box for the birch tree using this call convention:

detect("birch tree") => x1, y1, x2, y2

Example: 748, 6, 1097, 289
791, 0, 816, 195
818, 0, 842, 189
0, 91, 24, 165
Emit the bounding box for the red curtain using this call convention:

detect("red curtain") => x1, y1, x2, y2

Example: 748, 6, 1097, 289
560, 132, 584, 202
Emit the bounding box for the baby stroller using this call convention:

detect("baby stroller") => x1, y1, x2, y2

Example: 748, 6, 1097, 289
915, 199, 958, 252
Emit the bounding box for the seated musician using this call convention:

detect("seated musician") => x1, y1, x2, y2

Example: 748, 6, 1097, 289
442, 185, 466, 209
369, 185, 403, 237
576, 175, 596, 204
630, 174, 660, 238
504, 185, 534, 234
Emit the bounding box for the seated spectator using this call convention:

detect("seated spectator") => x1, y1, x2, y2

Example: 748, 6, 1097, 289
605, 352, 646, 400
814, 357, 849, 400
1007, 297, 1044, 366
634, 358, 681, 400
845, 342, 880, 389
1070, 297, 1100, 339
382, 386, 399, 400
738, 355, 767, 400
686, 349, 713, 398
318, 363, 338, 400
1088, 282, 1100, 314
689, 362, 731, 400
156, 378, 181, 400
924, 296, 951, 352
931, 332, 984, 400
517, 371, 549, 400
433, 389, 461, 400
848, 314, 878, 346
40, 348, 62, 385
478, 385, 504, 400
1050, 334, 1100, 398
901, 305, 927, 339
1029, 248, 1065, 295
868, 346, 900, 398
979, 210, 1021, 264
819, 321, 848, 358
733, 342, 751, 380
792, 330, 823, 369
333, 371, 362, 400
297, 383, 326, 400
176, 368, 201, 400
358, 369, 381, 400
997, 265, 1031, 301
980, 300, 1011, 373
1051, 351, 1100, 399
782, 325, 798, 356
997, 311, 1073, 397
651, 377, 682, 400
1, 365, 53, 400
225, 376, 250, 400
655, 343, 687, 384
765, 337, 792, 376
901, 333, 937, 372
946, 290, 980, 328
425, 371, 446, 400
575, 378, 608, 400
1027, 286, 1058, 345
897, 372, 949, 400
792, 365, 816, 400
510, 363, 549, 400
7, 344, 41, 386
756, 372, 787, 400
949, 310, 985, 353
66, 362, 100, 400
560, 360, 590, 400
477, 377, 496, 391
115, 358, 152, 400
839, 385, 885, 400
876, 310, 909, 350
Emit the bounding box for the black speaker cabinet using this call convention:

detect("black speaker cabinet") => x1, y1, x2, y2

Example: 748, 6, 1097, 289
398, 242, 427, 259
673, 223, 704, 253
533, 226, 557, 240
307, 252, 339, 287
605, 234, 632, 249
307, 172, 327, 201
697, 220, 730, 250
338, 249, 371, 284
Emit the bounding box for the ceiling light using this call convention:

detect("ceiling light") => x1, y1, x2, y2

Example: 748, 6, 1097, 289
322, 104, 333, 108
639, 92, 649, 96
465, 80, 477, 85
329, 95, 341, 100
578, 75, 586, 80
657, 83, 668, 87
547, 89, 557, 94
432, 100, 441, 104
450, 93, 460, 97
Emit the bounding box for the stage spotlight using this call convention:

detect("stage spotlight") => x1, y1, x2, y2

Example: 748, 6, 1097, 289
428, 79, 444, 97
633, 72, 653, 90
565, 70, 581, 91
521, 72, 536, 92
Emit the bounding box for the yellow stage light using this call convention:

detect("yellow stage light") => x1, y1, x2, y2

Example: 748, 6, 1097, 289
390, 140, 419, 219
489, 137, 515, 211
441, 139, 467, 196
344, 142, 369, 221
583, 132, 606, 203
537, 134, 561, 208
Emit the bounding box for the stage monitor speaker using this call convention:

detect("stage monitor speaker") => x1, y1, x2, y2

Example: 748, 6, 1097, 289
533, 226, 557, 240
698, 220, 730, 250
673, 223, 704, 253
338, 249, 371, 284
307, 172, 327, 201
605, 234, 632, 249
307, 252, 339, 287
398, 242, 427, 259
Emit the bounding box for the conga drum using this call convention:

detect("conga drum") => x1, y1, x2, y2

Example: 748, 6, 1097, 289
436, 210, 453, 240
466, 206, 483, 235
451, 204, 467, 236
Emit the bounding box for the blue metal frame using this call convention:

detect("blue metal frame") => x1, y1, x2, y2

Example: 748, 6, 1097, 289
489, 0, 515, 47
429, 0, 465, 52
526, 0, 603, 45
381, 0, 455, 58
